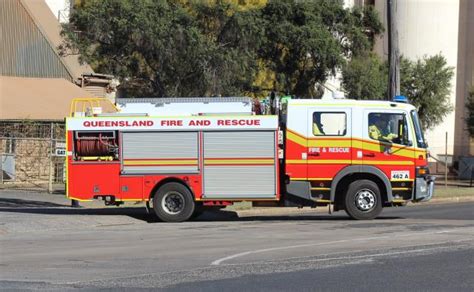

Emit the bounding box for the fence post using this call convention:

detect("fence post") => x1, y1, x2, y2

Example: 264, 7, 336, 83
0, 153, 3, 185
445, 132, 448, 188
48, 123, 54, 193
470, 165, 473, 188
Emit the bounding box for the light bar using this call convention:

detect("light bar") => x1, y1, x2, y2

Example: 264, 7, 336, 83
393, 95, 409, 103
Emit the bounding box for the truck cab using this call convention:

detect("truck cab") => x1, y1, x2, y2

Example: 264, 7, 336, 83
283, 98, 434, 219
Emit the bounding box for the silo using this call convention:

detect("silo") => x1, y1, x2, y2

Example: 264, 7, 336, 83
372, 0, 460, 159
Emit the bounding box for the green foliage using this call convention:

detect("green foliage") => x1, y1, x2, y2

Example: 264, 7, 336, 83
341, 53, 387, 100
61, 0, 383, 98
342, 53, 454, 131
257, 1, 383, 97
400, 54, 454, 131
62, 0, 261, 97
466, 90, 474, 137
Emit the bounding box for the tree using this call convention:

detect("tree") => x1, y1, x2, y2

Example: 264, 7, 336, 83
61, 0, 383, 98
61, 0, 262, 97
341, 53, 387, 100
400, 54, 454, 131
257, 1, 383, 97
190, 1, 265, 96
342, 53, 454, 131
466, 89, 474, 137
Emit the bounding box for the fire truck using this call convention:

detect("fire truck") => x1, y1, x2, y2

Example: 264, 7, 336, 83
65, 96, 434, 221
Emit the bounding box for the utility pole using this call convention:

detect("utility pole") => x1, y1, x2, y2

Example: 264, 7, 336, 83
387, 0, 400, 100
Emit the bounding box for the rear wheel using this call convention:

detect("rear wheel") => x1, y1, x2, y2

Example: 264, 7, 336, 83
344, 180, 382, 220
153, 182, 195, 222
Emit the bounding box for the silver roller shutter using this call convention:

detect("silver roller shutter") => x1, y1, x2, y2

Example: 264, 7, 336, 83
203, 131, 276, 199
204, 131, 275, 158
122, 132, 198, 174
204, 166, 275, 197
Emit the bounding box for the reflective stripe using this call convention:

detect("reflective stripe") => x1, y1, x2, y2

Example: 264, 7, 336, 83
287, 159, 351, 164
288, 129, 426, 151
392, 199, 407, 203
205, 159, 274, 165
290, 177, 333, 181
352, 160, 414, 166
287, 159, 414, 166
286, 129, 426, 159
123, 159, 198, 166
315, 199, 332, 203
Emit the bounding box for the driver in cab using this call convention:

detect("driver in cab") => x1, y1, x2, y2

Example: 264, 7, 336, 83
369, 114, 397, 142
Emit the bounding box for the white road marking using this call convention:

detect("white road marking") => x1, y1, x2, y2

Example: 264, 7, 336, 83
211, 229, 461, 265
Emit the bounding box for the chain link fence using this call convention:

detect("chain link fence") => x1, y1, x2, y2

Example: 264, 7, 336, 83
0, 121, 65, 192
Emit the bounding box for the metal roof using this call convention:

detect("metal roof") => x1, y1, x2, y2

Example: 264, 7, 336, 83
0, 0, 93, 80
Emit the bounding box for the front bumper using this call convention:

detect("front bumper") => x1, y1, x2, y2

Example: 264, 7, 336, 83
413, 175, 435, 202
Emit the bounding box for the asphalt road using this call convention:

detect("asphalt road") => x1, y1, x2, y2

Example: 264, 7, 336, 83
0, 190, 473, 291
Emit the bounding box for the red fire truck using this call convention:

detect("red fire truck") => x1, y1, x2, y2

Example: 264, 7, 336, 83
66, 96, 434, 221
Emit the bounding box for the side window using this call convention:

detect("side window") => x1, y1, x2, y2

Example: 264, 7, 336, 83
313, 112, 346, 136
368, 113, 410, 145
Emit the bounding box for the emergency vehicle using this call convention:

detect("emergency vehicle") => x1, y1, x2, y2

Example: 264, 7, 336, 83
65, 96, 434, 221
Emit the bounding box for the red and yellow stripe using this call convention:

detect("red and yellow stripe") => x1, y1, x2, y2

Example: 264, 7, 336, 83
123, 158, 198, 166
204, 157, 274, 166
286, 129, 427, 161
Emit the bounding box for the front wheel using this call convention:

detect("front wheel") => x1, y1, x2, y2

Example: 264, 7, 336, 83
153, 182, 195, 222
344, 180, 382, 220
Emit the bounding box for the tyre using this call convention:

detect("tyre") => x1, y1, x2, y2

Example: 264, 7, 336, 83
344, 180, 382, 220
153, 182, 195, 222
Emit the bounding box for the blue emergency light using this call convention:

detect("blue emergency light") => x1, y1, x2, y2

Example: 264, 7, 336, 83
393, 95, 409, 103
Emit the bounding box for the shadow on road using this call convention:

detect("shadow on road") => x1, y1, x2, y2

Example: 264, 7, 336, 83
0, 197, 402, 222
0, 198, 67, 208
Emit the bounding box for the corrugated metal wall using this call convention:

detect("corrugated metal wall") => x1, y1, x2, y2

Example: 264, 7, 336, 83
0, 0, 72, 80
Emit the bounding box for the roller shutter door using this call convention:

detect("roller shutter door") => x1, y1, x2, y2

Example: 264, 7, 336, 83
122, 132, 198, 174
203, 131, 276, 198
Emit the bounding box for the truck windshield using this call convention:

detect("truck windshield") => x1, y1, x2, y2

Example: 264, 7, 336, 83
411, 110, 427, 148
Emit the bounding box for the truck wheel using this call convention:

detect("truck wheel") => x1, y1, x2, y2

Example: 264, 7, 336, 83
153, 182, 195, 222
344, 180, 382, 220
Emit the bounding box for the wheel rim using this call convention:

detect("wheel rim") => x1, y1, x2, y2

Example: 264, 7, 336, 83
354, 189, 377, 212
161, 191, 185, 215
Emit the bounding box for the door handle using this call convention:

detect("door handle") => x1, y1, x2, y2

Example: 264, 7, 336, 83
308, 152, 320, 157
363, 153, 375, 158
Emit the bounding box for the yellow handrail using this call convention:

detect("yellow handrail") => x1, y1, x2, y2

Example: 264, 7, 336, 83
69, 97, 120, 117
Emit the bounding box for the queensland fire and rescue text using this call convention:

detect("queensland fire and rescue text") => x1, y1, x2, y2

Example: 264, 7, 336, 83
66, 97, 435, 222
81, 119, 261, 128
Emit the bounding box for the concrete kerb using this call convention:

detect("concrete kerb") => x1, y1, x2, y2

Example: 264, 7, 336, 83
1, 188, 473, 218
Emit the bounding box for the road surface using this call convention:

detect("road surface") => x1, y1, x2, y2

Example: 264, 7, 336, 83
0, 190, 473, 291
